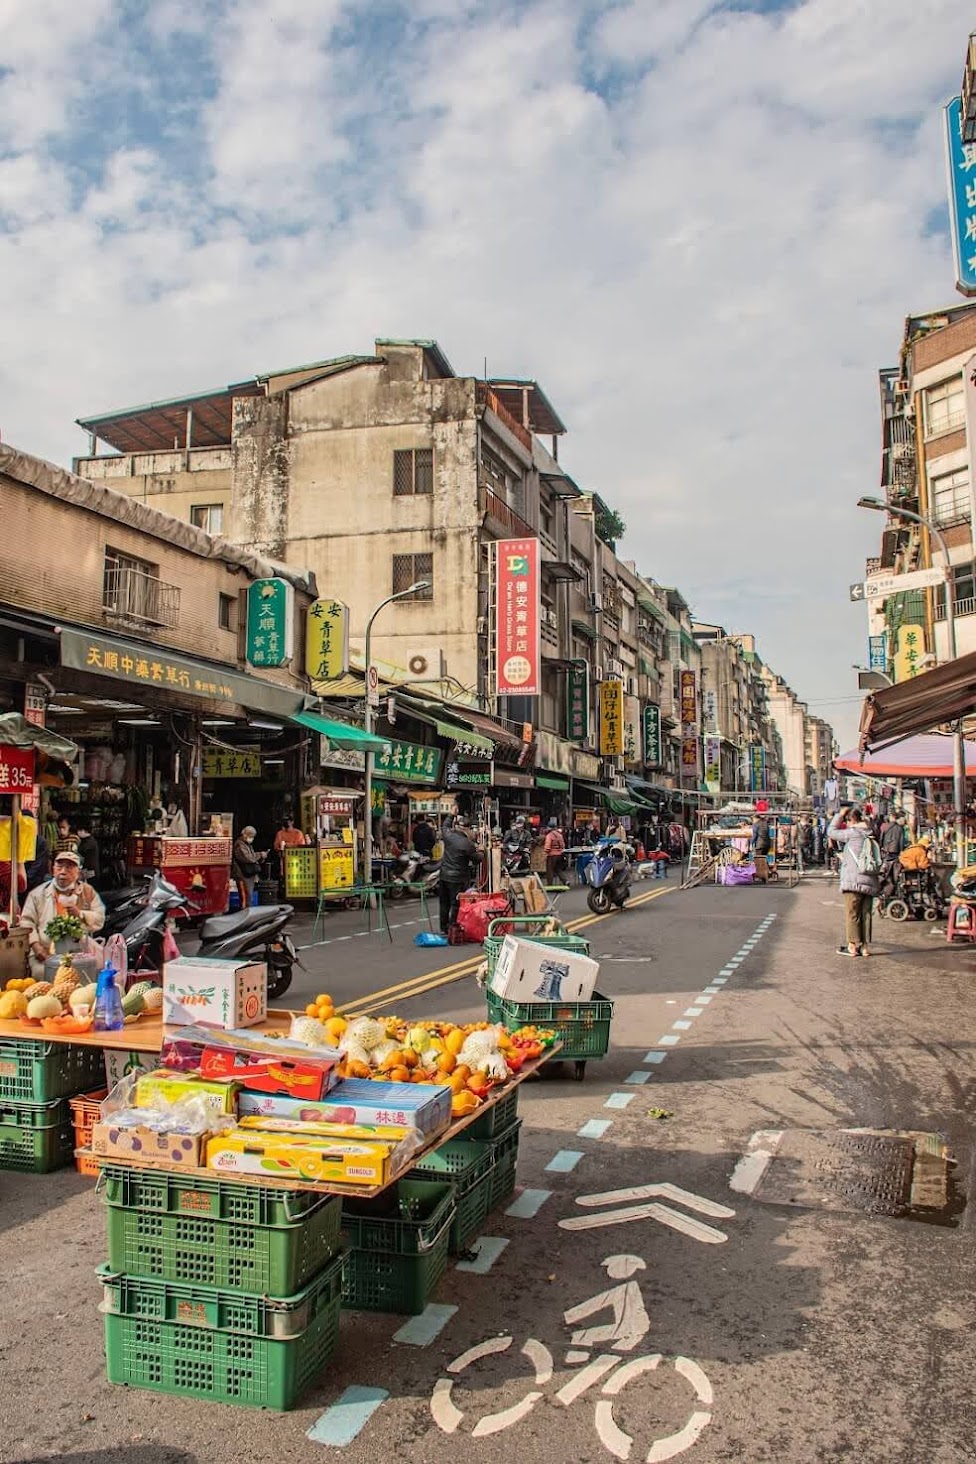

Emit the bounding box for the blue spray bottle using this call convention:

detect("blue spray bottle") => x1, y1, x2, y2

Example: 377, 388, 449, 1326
93, 962, 124, 1032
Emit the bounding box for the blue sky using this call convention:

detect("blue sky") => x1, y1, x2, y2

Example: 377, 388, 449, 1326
0, 0, 972, 746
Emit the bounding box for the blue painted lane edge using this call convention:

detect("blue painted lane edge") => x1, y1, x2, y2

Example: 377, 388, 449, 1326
546, 1149, 585, 1172
307, 1386, 389, 1446
625, 1070, 652, 1084
643, 1051, 668, 1064
394, 1304, 458, 1347
606, 1092, 636, 1109
578, 1118, 611, 1139
505, 1187, 552, 1219
456, 1236, 509, 1274
657, 1034, 680, 1046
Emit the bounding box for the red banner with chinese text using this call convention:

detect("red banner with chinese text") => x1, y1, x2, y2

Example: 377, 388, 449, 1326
0, 747, 35, 795
495, 538, 540, 697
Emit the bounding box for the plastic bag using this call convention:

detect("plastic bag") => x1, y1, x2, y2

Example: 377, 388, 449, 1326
104, 933, 127, 983
414, 931, 448, 946
162, 921, 180, 964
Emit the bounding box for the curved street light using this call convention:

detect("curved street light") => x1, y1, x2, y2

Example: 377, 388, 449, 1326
857, 496, 966, 864
363, 581, 431, 886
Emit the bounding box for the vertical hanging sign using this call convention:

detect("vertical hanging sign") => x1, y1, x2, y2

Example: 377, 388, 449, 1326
944, 97, 976, 298
643, 704, 662, 768
680, 669, 698, 782
246, 578, 294, 668
599, 680, 624, 756
305, 599, 349, 681
567, 662, 590, 741
749, 745, 767, 792
495, 538, 540, 696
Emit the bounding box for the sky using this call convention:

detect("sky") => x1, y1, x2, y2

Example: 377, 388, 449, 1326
0, 0, 972, 749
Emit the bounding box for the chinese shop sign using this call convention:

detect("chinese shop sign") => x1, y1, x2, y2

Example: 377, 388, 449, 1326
306, 598, 349, 681
599, 679, 624, 757
374, 740, 442, 784
643, 705, 661, 768
567, 662, 589, 742
201, 749, 261, 778
0, 747, 35, 794
246, 578, 294, 668
495, 538, 540, 696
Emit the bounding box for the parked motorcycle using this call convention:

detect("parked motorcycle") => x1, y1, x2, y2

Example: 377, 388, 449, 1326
387, 851, 441, 901
584, 838, 632, 914
101, 878, 158, 937
501, 834, 532, 877
121, 870, 300, 999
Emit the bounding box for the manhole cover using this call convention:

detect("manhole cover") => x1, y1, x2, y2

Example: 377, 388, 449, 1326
733, 1128, 954, 1220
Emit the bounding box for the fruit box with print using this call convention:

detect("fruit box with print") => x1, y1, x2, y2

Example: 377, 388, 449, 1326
200, 1044, 340, 1100
163, 956, 267, 1029
489, 934, 599, 1004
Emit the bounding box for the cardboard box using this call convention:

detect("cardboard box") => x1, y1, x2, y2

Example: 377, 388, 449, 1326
103, 1050, 157, 1088
489, 935, 600, 1004
0, 929, 29, 983
163, 957, 267, 1030
236, 1078, 451, 1137
206, 1129, 397, 1186
135, 1069, 239, 1116
91, 1122, 207, 1166
238, 1115, 411, 1143
200, 1045, 339, 1101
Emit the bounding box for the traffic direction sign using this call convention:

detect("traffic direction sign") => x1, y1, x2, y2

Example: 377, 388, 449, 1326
854, 567, 946, 601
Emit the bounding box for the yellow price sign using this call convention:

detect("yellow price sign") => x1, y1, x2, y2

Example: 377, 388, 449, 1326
319, 845, 355, 889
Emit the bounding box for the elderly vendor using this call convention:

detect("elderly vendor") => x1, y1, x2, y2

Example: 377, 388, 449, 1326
19, 848, 105, 979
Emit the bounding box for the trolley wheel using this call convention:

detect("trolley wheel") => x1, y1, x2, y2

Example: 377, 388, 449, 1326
923, 907, 940, 922
887, 898, 910, 922
574, 1061, 587, 1081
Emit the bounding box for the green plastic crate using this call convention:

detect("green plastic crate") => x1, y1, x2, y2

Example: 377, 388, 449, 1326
487, 1122, 522, 1211
0, 1098, 74, 1172
0, 1038, 106, 1104
466, 1086, 520, 1141
341, 1179, 454, 1314
98, 1256, 344, 1340
409, 1137, 495, 1255
484, 930, 590, 980
103, 1251, 343, 1410
100, 1166, 341, 1294
486, 990, 614, 1062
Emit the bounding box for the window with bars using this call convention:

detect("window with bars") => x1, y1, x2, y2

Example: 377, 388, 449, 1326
393, 448, 434, 495
392, 552, 433, 598
931, 466, 971, 525
924, 377, 965, 437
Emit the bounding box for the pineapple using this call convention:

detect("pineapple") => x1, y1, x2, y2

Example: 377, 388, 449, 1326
23, 982, 52, 1001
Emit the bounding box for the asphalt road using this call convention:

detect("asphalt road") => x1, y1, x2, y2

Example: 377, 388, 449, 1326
3, 874, 976, 1463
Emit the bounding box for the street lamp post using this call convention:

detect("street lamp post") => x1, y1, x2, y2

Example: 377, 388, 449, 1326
858, 497, 967, 865
362, 581, 431, 886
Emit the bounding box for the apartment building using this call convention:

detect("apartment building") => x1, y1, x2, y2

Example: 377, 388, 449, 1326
871, 304, 976, 678
692, 626, 783, 794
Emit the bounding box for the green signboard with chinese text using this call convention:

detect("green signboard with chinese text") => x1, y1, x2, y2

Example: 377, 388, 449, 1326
374, 739, 442, 784
247, 578, 294, 668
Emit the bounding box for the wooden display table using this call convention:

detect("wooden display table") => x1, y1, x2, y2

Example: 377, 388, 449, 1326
0, 1009, 294, 1051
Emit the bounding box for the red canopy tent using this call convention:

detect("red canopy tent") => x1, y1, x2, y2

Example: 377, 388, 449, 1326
835, 734, 976, 779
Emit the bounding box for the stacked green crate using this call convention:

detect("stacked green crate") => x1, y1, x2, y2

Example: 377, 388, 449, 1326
341, 1179, 455, 1314
0, 1037, 106, 1172
98, 1164, 344, 1409
409, 1117, 523, 1252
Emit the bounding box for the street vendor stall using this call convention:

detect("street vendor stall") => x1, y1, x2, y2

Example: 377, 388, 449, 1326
127, 834, 232, 916
0, 713, 81, 925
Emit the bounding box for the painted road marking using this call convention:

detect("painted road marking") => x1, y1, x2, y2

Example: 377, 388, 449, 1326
625, 1070, 651, 1084
696, 994, 714, 1004
684, 1007, 704, 1017
394, 1304, 458, 1346
605, 1092, 635, 1109
643, 1051, 668, 1064
561, 1184, 736, 1244
672, 1020, 692, 1031
308, 1386, 389, 1446
719, 967, 735, 975
712, 977, 727, 985
457, 1236, 509, 1274
546, 1150, 585, 1173
505, 1187, 552, 1219
578, 1118, 612, 1140
702, 985, 720, 994
657, 1034, 680, 1046
730, 1130, 784, 1195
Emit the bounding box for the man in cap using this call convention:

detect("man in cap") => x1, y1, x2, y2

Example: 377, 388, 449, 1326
19, 848, 105, 979
438, 815, 481, 935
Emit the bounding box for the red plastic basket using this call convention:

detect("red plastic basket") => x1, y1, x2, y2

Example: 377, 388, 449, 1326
69, 1088, 107, 1177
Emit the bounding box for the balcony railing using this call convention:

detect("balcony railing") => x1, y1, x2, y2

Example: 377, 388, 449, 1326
103, 566, 181, 628
934, 596, 976, 620
481, 485, 534, 539
476, 382, 533, 453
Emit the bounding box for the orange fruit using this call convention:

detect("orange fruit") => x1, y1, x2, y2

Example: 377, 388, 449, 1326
347, 1060, 372, 1080
389, 1066, 411, 1084
324, 1016, 347, 1042
305, 1003, 319, 1017
401, 1050, 419, 1070
451, 1091, 480, 1117
445, 1028, 464, 1057
454, 1064, 470, 1084
436, 1053, 456, 1075
448, 1072, 467, 1094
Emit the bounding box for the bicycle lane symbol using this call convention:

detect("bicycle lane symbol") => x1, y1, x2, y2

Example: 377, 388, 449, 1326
430, 1186, 736, 1461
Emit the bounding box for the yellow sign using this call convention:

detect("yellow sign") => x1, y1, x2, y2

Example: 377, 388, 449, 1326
319, 845, 355, 890
893, 623, 925, 682
201, 749, 261, 778
306, 599, 350, 681
599, 679, 624, 756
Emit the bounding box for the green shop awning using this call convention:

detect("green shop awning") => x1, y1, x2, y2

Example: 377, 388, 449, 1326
292, 709, 391, 753
434, 717, 493, 751
537, 772, 570, 790
573, 780, 636, 813
571, 619, 597, 641
605, 794, 637, 814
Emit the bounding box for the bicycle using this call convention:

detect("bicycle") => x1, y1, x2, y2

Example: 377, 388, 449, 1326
430, 1253, 713, 1462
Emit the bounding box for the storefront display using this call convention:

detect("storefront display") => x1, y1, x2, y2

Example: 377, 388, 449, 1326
127, 835, 232, 916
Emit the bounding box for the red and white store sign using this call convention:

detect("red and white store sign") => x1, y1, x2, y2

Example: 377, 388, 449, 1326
22, 683, 45, 814
0, 747, 35, 795
495, 538, 540, 697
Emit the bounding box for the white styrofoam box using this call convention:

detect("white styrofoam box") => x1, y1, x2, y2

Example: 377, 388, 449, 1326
489, 935, 600, 1004
163, 956, 267, 1030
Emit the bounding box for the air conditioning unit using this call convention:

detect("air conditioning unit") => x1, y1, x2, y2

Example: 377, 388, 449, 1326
593, 663, 605, 682
402, 646, 445, 680
591, 593, 603, 613
608, 658, 624, 678
542, 607, 559, 628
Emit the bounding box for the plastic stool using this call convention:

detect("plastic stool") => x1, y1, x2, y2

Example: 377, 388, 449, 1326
947, 900, 976, 943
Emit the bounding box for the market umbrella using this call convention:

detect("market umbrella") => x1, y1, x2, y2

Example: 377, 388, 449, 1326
834, 734, 976, 779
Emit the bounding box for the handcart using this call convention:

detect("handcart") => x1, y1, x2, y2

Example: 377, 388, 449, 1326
483, 916, 614, 1081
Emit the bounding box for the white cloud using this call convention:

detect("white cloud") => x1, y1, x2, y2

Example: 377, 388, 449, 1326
0, 0, 970, 746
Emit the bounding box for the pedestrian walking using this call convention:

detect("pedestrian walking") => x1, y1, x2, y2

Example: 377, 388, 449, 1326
827, 806, 881, 957
751, 812, 771, 883
438, 816, 481, 934
543, 818, 566, 884
231, 826, 266, 911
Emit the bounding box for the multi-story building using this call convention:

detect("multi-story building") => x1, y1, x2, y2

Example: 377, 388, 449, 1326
759, 665, 810, 797
871, 304, 976, 679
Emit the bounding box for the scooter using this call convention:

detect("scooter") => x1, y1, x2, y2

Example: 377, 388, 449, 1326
501, 837, 531, 877
101, 878, 160, 937
387, 851, 440, 901
121, 870, 300, 1000
584, 838, 632, 914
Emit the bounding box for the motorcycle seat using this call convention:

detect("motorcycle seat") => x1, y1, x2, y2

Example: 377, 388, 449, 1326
200, 904, 293, 940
